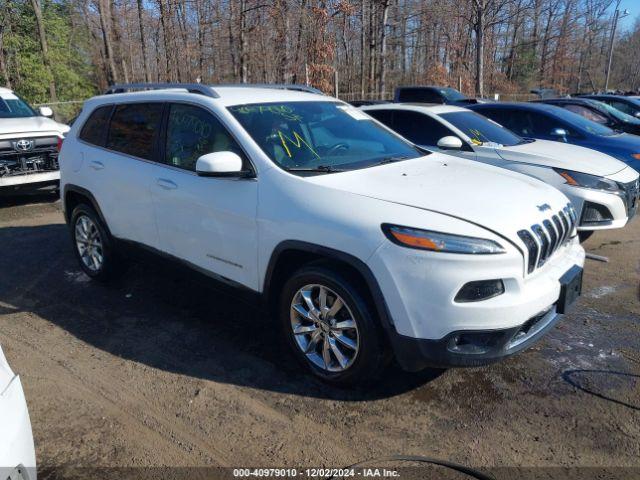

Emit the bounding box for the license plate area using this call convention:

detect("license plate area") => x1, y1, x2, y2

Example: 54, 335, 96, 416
557, 265, 583, 314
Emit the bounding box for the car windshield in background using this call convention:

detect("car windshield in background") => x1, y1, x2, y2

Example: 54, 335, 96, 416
593, 100, 640, 124
228, 101, 423, 172
439, 88, 467, 102
0, 94, 37, 118
440, 111, 524, 147
550, 107, 617, 136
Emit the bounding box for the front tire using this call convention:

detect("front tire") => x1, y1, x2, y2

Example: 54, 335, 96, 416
279, 265, 386, 386
70, 204, 125, 282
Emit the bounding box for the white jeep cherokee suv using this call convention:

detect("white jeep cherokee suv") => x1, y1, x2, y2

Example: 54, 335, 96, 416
0, 87, 69, 194
362, 103, 639, 242
60, 83, 585, 385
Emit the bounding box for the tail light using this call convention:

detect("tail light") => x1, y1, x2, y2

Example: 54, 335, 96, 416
56, 136, 64, 152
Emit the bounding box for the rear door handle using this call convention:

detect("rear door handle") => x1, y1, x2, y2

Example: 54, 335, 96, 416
156, 178, 177, 190
90, 161, 104, 170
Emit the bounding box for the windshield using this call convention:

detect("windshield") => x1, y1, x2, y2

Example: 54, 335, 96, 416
439, 88, 467, 102
550, 106, 617, 136
228, 101, 423, 172
592, 100, 640, 124
0, 93, 37, 118
440, 111, 524, 147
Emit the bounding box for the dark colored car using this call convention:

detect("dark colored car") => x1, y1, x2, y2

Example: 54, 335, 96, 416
577, 95, 640, 119
394, 86, 482, 105
537, 98, 640, 136
468, 102, 640, 171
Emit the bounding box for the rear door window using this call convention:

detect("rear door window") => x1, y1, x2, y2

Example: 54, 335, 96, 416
79, 105, 113, 147
393, 111, 459, 146
106, 103, 163, 160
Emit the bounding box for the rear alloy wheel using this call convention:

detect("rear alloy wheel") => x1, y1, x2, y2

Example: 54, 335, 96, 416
280, 265, 386, 386
70, 203, 125, 282
75, 214, 104, 272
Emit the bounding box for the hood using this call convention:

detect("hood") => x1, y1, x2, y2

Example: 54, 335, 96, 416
308, 155, 571, 245
494, 139, 626, 177
0, 116, 69, 139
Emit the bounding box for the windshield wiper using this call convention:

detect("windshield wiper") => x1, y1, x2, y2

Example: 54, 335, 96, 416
285, 165, 345, 173
372, 155, 411, 166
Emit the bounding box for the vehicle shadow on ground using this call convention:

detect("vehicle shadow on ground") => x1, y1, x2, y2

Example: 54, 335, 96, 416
0, 192, 59, 208
561, 369, 639, 411
0, 223, 444, 401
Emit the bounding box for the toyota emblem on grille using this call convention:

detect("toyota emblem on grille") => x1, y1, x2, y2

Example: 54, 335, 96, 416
537, 203, 551, 212
13, 139, 34, 152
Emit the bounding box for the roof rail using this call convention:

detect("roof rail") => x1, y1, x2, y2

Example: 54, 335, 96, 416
104, 83, 220, 98
214, 83, 325, 95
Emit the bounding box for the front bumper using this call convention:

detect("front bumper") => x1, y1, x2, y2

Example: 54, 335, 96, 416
0, 375, 37, 480
368, 235, 585, 371
389, 305, 563, 369
0, 171, 59, 192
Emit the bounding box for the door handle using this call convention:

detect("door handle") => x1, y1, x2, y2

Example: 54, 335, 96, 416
156, 178, 177, 190
90, 161, 104, 170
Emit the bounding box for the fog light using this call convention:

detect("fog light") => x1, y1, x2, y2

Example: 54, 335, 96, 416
454, 279, 505, 303
447, 332, 496, 354
580, 202, 613, 225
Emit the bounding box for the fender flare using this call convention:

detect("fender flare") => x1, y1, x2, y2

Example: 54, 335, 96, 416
62, 184, 110, 234
262, 240, 397, 333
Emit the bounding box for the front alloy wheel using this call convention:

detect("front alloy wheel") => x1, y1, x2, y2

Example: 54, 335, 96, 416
290, 284, 360, 373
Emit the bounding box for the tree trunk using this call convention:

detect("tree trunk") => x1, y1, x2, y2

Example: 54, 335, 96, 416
0, 25, 11, 89
97, 0, 118, 85
474, 5, 484, 97
136, 0, 150, 82
378, 0, 390, 99
30, 0, 57, 101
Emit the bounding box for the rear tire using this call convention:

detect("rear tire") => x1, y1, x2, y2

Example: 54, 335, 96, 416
279, 264, 387, 386
70, 203, 125, 282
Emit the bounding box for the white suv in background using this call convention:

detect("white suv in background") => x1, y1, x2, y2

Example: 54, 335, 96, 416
362, 103, 640, 242
0, 343, 36, 480
0, 87, 69, 194
60, 84, 585, 385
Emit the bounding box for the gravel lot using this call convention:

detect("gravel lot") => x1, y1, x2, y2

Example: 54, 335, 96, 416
0, 195, 638, 479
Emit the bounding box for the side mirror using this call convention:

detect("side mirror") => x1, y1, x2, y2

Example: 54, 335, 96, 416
634, 112, 640, 119
195, 151, 250, 177
437, 136, 463, 150
550, 128, 568, 140
38, 106, 54, 118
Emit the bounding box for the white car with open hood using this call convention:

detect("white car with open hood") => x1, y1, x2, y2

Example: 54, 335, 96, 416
362, 103, 640, 241
0, 87, 69, 194
0, 344, 36, 480
60, 83, 584, 385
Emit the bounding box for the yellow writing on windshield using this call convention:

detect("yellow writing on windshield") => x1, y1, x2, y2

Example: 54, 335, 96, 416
468, 128, 485, 145
235, 105, 302, 121
278, 131, 320, 159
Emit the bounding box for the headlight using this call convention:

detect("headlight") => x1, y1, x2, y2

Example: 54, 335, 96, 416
382, 224, 505, 254
553, 168, 622, 193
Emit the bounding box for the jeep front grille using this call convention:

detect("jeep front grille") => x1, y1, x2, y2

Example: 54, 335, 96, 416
518, 203, 576, 274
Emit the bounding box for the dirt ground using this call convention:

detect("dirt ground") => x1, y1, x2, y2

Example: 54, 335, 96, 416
0, 194, 638, 479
